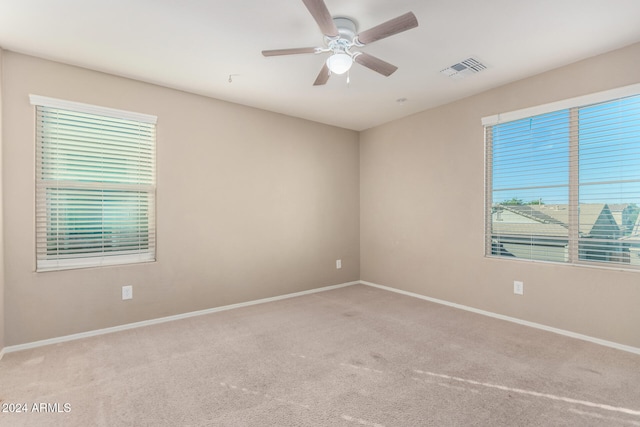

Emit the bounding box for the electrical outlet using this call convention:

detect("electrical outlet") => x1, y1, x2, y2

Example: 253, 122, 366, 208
336, 259, 342, 269
513, 281, 524, 295
122, 285, 133, 300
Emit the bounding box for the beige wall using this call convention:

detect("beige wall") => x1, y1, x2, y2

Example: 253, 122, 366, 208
3, 42, 640, 350
360, 42, 640, 348
0, 47, 5, 353
2, 52, 360, 346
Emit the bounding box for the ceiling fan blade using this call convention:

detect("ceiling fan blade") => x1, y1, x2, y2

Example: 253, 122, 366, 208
262, 47, 318, 57
301, 0, 339, 37
313, 62, 331, 86
356, 12, 418, 45
354, 53, 398, 77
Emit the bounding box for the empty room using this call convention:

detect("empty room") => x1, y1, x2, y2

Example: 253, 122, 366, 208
1, 0, 640, 426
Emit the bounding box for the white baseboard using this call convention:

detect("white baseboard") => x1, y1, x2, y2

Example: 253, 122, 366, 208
3, 281, 360, 355
6, 279, 637, 357
360, 280, 640, 356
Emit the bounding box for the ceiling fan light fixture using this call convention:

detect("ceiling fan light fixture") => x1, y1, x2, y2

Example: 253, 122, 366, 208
326, 52, 353, 75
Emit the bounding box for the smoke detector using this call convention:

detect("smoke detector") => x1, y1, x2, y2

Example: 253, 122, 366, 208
440, 57, 487, 80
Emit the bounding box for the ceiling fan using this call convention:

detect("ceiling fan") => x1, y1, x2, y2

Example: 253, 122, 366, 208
261, 0, 419, 85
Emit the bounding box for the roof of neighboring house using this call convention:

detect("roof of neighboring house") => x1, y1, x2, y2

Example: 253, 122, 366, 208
499, 204, 566, 226
492, 220, 569, 237
578, 204, 610, 236
623, 210, 640, 241
608, 203, 638, 231
493, 203, 616, 237
607, 203, 632, 212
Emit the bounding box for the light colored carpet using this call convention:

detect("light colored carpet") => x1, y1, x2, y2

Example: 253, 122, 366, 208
1, 284, 639, 426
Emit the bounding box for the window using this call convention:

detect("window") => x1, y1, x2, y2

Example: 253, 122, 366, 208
484, 85, 640, 268
31, 95, 156, 271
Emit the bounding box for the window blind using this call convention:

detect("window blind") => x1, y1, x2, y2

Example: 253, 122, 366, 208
32, 96, 157, 271
485, 88, 640, 269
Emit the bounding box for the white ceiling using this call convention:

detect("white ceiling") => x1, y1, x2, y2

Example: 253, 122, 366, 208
1, 0, 640, 131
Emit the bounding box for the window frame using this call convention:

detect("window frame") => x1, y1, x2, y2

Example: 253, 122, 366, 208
483, 83, 640, 269
31, 95, 157, 272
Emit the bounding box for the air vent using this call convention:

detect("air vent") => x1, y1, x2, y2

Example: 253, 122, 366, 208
440, 57, 487, 79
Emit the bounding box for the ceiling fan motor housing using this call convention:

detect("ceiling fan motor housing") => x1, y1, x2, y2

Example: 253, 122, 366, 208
327, 17, 357, 44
